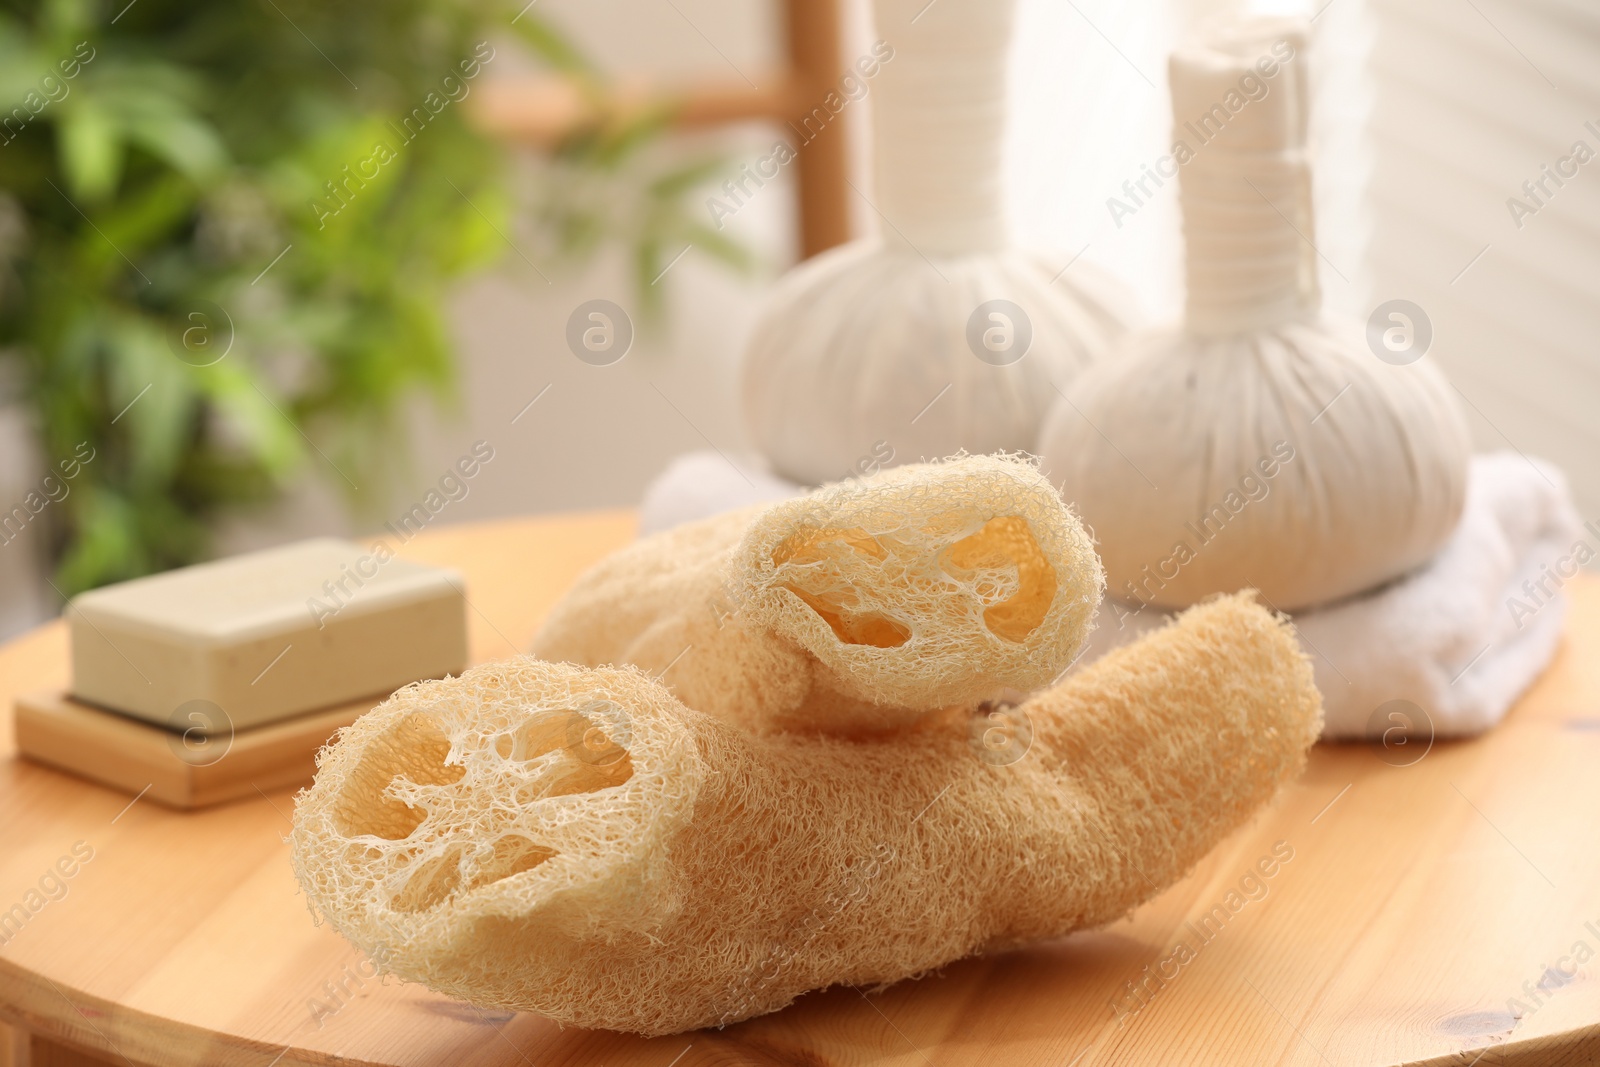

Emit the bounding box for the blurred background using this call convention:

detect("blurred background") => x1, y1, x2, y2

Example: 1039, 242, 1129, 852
1, 0, 1596, 640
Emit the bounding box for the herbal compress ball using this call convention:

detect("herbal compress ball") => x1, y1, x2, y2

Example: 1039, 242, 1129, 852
741, 0, 1129, 486
1037, 18, 1470, 612
534, 454, 1103, 735
290, 594, 1321, 1035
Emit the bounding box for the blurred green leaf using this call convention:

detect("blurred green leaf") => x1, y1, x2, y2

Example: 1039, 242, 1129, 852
506, 13, 597, 81
56, 485, 144, 593
674, 220, 753, 272
106, 313, 196, 486
57, 99, 120, 200
190, 359, 302, 476
121, 108, 227, 183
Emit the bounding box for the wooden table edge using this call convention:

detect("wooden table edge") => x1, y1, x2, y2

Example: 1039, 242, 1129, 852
1398, 1022, 1600, 1067
0, 957, 331, 1067
5, 954, 1598, 1067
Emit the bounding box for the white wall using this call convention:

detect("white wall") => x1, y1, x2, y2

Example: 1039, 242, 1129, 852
1365, 0, 1600, 521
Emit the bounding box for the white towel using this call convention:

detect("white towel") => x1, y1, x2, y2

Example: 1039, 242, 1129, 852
638, 451, 802, 537
641, 450, 1585, 739
1082, 452, 1585, 738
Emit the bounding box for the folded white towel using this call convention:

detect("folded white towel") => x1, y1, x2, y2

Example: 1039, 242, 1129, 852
639, 451, 802, 537
1082, 452, 1585, 738
640, 450, 1585, 739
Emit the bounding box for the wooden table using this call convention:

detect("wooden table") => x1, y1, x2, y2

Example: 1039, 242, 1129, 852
1, 511, 1597, 1066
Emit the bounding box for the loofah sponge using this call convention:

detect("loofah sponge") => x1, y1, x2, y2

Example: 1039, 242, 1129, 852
290, 592, 1322, 1035
532, 454, 1103, 734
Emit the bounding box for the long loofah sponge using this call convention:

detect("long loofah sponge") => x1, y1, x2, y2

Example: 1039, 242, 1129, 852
290, 592, 1322, 1035
533, 454, 1103, 734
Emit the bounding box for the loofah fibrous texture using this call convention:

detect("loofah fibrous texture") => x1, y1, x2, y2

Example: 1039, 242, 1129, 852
290, 592, 1322, 1035
532, 453, 1103, 735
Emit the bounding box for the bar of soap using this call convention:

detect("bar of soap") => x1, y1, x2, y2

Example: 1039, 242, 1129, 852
68, 538, 468, 731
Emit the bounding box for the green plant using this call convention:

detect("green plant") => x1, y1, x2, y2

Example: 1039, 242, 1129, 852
0, 0, 744, 596
522, 58, 752, 313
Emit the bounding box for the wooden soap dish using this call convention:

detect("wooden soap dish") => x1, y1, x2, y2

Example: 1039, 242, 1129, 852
13, 690, 376, 810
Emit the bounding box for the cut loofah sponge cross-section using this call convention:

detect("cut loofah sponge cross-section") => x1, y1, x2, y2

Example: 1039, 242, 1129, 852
534, 453, 1103, 734
291, 593, 1322, 1035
